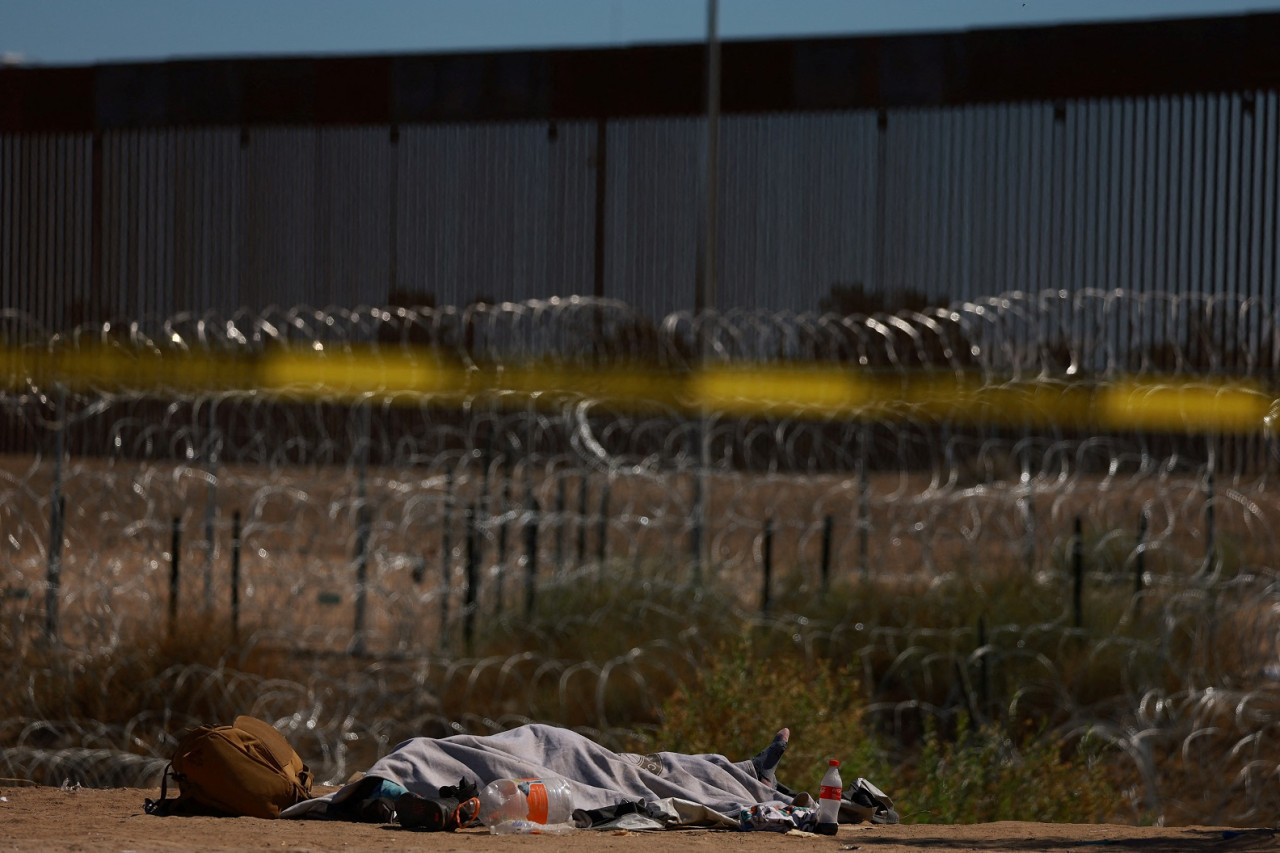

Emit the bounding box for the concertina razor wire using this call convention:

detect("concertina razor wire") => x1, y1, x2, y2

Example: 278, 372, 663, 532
3, 288, 1280, 825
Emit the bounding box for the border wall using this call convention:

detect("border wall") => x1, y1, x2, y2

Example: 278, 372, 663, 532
2, 14, 1280, 335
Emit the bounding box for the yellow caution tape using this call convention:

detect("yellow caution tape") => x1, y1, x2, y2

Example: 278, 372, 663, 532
0, 345, 1273, 433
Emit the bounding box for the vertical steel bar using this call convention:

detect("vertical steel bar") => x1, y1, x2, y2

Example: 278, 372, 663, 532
464, 505, 478, 654
525, 494, 539, 618
440, 468, 454, 648
576, 471, 588, 567
760, 517, 773, 615
820, 514, 833, 592
858, 424, 870, 579
692, 0, 720, 586
44, 387, 65, 644
1203, 467, 1216, 576
389, 124, 400, 300
1072, 515, 1084, 629
977, 615, 990, 716
1270, 92, 1280, 382
594, 118, 608, 301
231, 509, 242, 641
168, 515, 181, 635
596, 477, 609, 568
495, 461, 509, 615
350, 402, 371, 656
554, 473, 566, 575
202, 399, 218, 612
1135, 508, 1147, 602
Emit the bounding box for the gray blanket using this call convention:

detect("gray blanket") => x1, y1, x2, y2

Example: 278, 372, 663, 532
281, 723, 790, 826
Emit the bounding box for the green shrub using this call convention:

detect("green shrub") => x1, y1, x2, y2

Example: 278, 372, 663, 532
903, 714, 1120, 824
652, 636, 892, 796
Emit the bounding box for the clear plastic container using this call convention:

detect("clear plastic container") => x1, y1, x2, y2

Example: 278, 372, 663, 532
816, 758, 841, 835
478, 777, 574, 834
488, 819, 576, 835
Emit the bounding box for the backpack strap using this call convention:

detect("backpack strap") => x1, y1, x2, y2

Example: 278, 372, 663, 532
144, 763, 178, 816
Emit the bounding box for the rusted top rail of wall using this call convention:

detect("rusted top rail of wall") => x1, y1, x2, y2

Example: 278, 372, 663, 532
3, 13, 1280, 131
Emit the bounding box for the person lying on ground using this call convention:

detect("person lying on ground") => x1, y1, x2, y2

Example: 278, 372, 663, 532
280, 722, 896, 831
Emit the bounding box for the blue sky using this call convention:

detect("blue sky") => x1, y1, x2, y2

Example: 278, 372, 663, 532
5, 0, 1280, 66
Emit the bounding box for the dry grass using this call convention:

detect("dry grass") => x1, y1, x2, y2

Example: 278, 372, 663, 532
4, 451, 1280, 824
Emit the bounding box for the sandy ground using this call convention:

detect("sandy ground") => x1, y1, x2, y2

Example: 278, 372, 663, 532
2, 785, 1276, 853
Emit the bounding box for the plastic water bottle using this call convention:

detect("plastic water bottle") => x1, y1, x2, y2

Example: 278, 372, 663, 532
478, 777, 575, 834
487, 819, 576, 836
816, 758, 841, 835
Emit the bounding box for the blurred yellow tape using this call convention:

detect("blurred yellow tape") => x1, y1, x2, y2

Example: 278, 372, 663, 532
0, 345, 1273, 432
1096, 380, 1271, 432
690, 365, 872, 417
257, 349, 463, 400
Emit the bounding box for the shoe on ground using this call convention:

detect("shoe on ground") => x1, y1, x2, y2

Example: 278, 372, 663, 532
395, 791, 480, 831
840, 778, 899, 825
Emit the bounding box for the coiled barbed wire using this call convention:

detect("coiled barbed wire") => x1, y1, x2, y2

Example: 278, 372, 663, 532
3, 289, 1280, 825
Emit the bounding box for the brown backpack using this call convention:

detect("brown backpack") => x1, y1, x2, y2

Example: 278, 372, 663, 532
146, 715, 314, 819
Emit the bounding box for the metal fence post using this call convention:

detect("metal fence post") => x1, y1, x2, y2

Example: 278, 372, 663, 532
43, 387, 66, 645
350, 402, 372, 657
169, 516, 182, 635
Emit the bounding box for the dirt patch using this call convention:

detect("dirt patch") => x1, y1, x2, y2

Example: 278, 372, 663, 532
2, 785, 1275, 853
